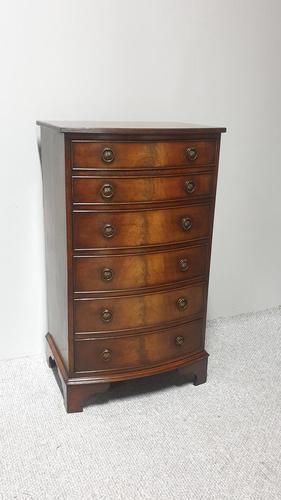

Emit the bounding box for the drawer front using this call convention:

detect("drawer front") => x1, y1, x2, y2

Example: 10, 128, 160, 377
72, 141, 216, 169
74, 283, 205, 333
74, 320, 203, 372
73, 204, 212, 250
73, 172, 215, 205
74, 245, 207, 292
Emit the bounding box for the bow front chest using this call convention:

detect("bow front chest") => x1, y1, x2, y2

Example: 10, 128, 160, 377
38, 121, 226, 412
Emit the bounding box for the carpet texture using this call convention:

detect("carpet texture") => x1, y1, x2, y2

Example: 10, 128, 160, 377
0, 307, 281, 500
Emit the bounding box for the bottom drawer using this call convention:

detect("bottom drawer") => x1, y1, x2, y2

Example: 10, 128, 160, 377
74, 320, 203, 373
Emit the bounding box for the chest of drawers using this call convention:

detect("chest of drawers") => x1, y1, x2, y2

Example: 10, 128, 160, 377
38, 121, 226, 412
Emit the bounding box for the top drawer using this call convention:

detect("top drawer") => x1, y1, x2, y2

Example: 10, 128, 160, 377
72, 141, 217, 169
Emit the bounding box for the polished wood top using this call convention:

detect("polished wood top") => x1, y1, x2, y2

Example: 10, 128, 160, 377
36, 120, 226, 135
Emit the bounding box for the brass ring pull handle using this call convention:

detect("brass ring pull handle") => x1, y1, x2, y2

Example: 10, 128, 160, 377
100, 348, 112, 361
185, 180, 196, 194
100, 183, 114, 199
103, 224, 116, 238
175, 335, 185, 346
176, 297, 188, 311
181, 217, 192, 232
186, 147, 198, 161
178, 258, 189, 272
102, 147, 115, 163
101, 268, 113, 281
101, 309, 113, 322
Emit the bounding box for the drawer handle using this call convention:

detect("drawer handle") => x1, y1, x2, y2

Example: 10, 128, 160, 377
178, 258, 189, 272
177, 297, 188, 310
186, 147, 198, 161
101, 309, 113, 322
103, 224, 116, 238
100, 183, 114, 199
102, 147, 115, 163
185, 180, 196, 194
100, 348, 112, 361
175, 335, 185, 346
181, 217, 192, 231
102, 268, 113, 281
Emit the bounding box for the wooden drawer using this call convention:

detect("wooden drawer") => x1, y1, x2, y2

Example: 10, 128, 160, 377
74, 245, 207, 292
74, 283, 205, 334
74, 320, 203, 372
73, 204, 212, 250
72, 172, 215, 205
72, 140, 216, 169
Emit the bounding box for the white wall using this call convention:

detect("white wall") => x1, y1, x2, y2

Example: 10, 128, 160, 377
1, 0, 281, 359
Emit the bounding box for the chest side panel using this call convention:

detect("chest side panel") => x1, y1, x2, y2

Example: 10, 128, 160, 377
41, 127, 69, 367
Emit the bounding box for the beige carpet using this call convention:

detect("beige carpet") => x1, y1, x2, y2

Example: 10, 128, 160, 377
1, 307, 281, 499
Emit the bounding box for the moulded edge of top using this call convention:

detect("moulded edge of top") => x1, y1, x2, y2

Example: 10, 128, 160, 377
36, 120, 227, 135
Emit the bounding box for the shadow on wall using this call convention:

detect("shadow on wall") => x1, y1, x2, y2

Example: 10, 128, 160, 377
37, 138, 42, 169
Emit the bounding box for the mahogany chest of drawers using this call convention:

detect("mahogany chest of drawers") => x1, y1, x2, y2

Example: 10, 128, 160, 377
38, 121, 226, 412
